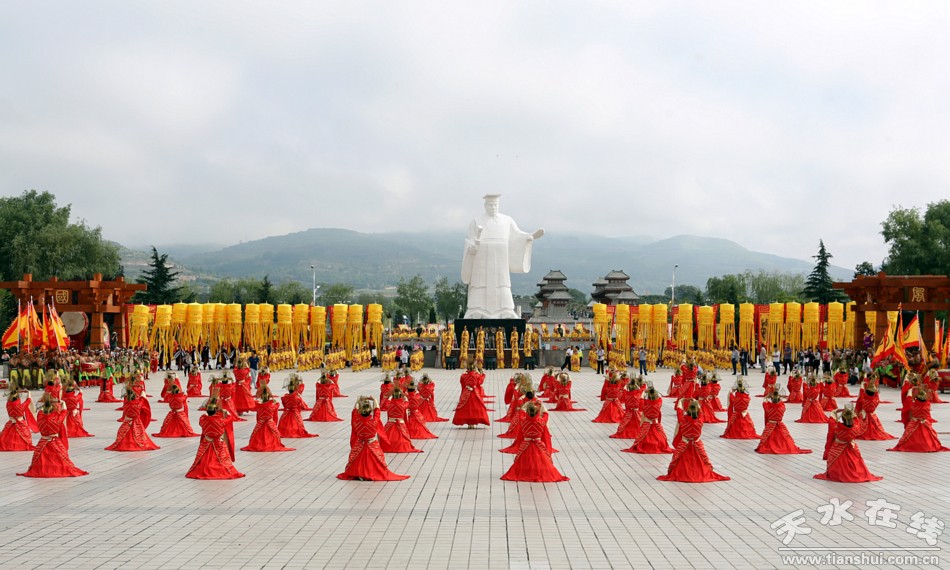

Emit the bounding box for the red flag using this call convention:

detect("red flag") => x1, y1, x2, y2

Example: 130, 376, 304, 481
871, 321, 898, 368
46, 304, 69, 351
902, 313, 928, 362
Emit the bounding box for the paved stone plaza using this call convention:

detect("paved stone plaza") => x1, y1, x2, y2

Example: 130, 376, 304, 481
0, 366, 948, 569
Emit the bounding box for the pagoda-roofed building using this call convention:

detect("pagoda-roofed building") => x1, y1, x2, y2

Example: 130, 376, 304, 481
591, 270, 639, 305
534, 270, 570, 316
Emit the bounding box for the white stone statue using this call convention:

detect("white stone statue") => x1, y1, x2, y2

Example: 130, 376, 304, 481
461, 194, 544, 319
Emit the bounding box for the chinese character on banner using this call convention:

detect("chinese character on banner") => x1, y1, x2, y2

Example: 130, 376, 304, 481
55, 290, 70, 304
906, 512, 945, 546
817, 498, 854, 526
865, 499, 901, 529
771, 510, 812, 545
910, 287, 926, 303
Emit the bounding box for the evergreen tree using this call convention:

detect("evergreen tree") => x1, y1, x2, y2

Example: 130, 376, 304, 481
802, 240, 845, 303
259, 274, 274, 304
135, 247, 182, 304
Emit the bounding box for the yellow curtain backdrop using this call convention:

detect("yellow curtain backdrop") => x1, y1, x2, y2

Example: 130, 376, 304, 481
766, 303, 784, 352
171, 302, 188, 349
212, 303, 227, 354
346, 304, 364, 359
366, 304, 383, 357
227, 303, 244, 349
738, 303, 755, 351
275, 304, 294, 350
310, 306, 326, 351
293, 303, 310, 350
697, 306, 715, 350
331, 304, 348, 350
650, 304, 668, 352
201, 304, 216, 353
637, 304, 652, 350
258, 304, 274, 351
717, 304, 735, 349
784, 302, 802, 355
675, 303, 693, 350
615, 304, 631, 361
129, 305, 151, 349
827, 301, 845, 350
180, 302, 203, 351
592, 304, 609, 350
843, 301, 856, 348
802, 302, 820, 349
149, 305, 173, 363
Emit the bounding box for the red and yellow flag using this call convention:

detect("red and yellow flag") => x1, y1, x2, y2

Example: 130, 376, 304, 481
902, 314, 928, 362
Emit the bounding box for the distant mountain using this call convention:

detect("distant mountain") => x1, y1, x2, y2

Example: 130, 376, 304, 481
166, 228, 851, 295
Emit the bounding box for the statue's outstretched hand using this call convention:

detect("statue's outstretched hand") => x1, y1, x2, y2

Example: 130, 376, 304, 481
531, 228, 545, 240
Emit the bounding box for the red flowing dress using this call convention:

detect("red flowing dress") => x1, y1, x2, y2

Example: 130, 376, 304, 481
501, 413, 568, 482
381, 399, 423, 453
278, 393, 317, 438
379, 382, 394, 412
452, 375, 491, 426
217, 383, 244, 422
761, 372, 778, 397
329, 372, 345, 398
814, 418, 882, 482
820, 382, 838, 411
406, 392, 437, 439
504, 378, 518, 405
623, 398, 673, 454
242, 399, 294, 452
0, 398, 35, 451
755, 401, 811, 454
551, 381, 586, 412
657, 415, 729, 483
698, 384, 724, 424
63, 390, 94, 438
834, 371, 852, 397
667, 373, 682, 398
680, 365, 699, 399
17, 409, 87, 478
888, 400, 950, 452
97, 377, 120, 403
186, 372, 203, 398
855, 392, 895, 440
610, 387, 643, 439
153, 393, 198, 437
295, 382, 311, 411
338, 409, 409, 481
796, 384, 828, 423
160, 377, 183, 402
540, 373, 558, 403
106, 398, 160, 451
721, 392, 759, 439
499, 396, 525, 438
709, 382, 725, 412
499, 389, 524, 423
185, 412, 245, 479
418, 382, 447, 422
308, 383, 343, 422
232, 368, 257, 414
592, 383, 625, 423
786, 376, 804, 404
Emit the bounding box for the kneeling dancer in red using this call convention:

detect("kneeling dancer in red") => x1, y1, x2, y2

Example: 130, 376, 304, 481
338, 396, 409, 481
657, 400, 729, 483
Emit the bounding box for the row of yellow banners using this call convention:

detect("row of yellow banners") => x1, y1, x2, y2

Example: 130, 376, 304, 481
592, 301, 873, 360
127, 303, 383, 363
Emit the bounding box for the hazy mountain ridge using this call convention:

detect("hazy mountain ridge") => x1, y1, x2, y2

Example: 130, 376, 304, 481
133, 228, 850, 295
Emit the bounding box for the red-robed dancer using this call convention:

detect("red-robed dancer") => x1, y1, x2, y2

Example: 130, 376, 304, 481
499, 382, 531, 439
657, 400, 729, 483
406, 383, 438, 439
255, 367, 271, 395
160, 371, 182, 403
815, 405, 882, 483
379, 374, 395, 411
106, 386, 160, 451
232, 360, 257, 416
499, 373, 528, 423
17, 394, 88, 478
833, 366, 852, 398
97, 372, 120, 403
186, 366, 203, 398
855, 375, 895, 441
278, 374, 317, 439
295, 372, 311, 411
820, 374, 838, 411
62, 380, 93, 438
888, 385, 950, 453
592, 375, 625, 423
328, 368, 346, 398
381, 388, 423, 452
721, 379, 759, 439
623, 383, 673, 454
452, 365, 491, 428
709, 374, 725, 412
501, 401, 569, 482
216, 374, 243, 423
755, 390, 811, 454
185, 396, 245, 480
679, 357, 699, 400
797, 375, 828, 423
611, 376, 644, 439
242, 384, 294, 452
308, 374, 343, 422
123, 374, 154, 423
667, 360, 685, 398
338, 396, 409, 481
898, 373, 919, 427
924, 369, 946, 404
417, 374, 447, 422
539, 367, 558, 403
760, 365, 778, 398
551, 372, 586, 412
153, 384, 198, 438
500, 390, 556, 454
0, 383, 35, 451
698, 374, 723, 424
785, 370, 804, 404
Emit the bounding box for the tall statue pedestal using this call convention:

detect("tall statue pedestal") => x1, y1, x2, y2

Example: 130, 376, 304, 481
453, 319, 525, 347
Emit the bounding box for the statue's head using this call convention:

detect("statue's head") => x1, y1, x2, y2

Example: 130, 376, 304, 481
483, 194, 500, 216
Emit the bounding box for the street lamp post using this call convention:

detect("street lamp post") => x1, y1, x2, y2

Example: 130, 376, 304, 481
671, 264, 679, 306
310, 265, 316, 306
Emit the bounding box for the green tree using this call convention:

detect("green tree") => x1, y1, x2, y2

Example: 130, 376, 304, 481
802, 240, 846, 303
0, 190, 121, 322
433, 277, 467, 323
207, 278, 261, 304
274, 281, 310, 304
320, 283, 355, 306
705, 274, 747, 305
394, 274, 432, 325
854, 261, 877, 277
881, 200, 950, 275
135, 247, 183, 304
258, 275, 274, 304
665, 284, 704, 305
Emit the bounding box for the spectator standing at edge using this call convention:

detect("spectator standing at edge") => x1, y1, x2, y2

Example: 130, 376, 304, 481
248, 350, 260, 384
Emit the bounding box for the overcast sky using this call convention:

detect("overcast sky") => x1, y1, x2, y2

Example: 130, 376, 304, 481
2, 2, 948, 270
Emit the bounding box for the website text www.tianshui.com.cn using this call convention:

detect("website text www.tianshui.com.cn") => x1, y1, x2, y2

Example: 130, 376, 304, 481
780, 551, 940, 566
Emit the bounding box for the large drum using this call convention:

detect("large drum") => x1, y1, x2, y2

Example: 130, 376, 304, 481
61, 312, 89, 336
